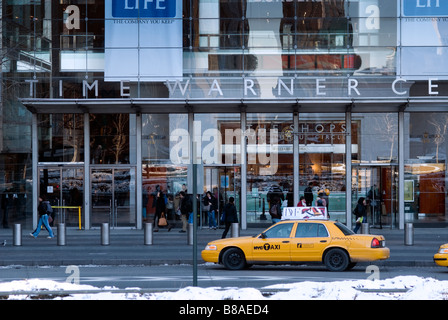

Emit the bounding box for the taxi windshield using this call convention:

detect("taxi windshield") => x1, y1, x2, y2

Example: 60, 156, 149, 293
334, 222, 355, 236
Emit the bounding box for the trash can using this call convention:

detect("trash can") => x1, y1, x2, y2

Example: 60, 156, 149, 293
405, 222, 414, 246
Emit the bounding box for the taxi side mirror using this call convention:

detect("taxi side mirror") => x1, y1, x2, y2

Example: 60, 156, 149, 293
260, 233, 267, 239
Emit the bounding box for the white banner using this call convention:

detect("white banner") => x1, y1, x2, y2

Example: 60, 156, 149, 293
105, 0, 183, 82
281, 207, 328, 221
401, 0, 448, 79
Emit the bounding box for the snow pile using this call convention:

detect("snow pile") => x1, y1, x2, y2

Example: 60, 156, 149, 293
0, 276, 447, 300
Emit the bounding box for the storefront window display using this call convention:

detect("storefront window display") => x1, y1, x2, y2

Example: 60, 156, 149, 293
246, 113, 293, 224
194, 114, 241, 226
298, 113, 347, 222
142, 114, 189, 223
405, 113, 447, 225
38, 114, 84, 163
352, 113, 398, 228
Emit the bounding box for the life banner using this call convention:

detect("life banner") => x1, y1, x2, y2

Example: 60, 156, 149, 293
401, 0, 448, 79
104, 0, 183, 82
281, 207, 328, 221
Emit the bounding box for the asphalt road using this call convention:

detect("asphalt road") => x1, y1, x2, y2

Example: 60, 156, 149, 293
1, 264, 447, 291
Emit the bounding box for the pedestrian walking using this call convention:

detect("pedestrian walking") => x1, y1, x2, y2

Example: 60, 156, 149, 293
178, 191, 192, 233
203, 191, 217, 230
353, 197, 367, 234
221, 197, 238, 239
153, 186, 172, 232
30, 195, 54, 239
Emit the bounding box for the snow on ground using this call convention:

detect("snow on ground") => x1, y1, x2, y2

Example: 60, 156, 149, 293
0, 276, 447, 300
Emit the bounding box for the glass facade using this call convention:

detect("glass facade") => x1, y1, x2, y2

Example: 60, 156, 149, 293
1, 0, 447, 230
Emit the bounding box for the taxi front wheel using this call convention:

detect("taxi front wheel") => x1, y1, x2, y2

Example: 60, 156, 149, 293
324, 248, 350, 272
222, 248, 247, 270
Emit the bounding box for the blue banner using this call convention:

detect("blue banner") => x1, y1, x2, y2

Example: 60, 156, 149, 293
112, 0, 176, 18
403, 0, 448, 16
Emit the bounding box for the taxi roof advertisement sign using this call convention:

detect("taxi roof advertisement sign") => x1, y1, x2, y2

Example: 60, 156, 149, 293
282, 207, 328, 221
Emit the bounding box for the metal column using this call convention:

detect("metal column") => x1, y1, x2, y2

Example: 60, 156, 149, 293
293, 112, 299, 207
398, 111, 405, 230
240, 111, 247, 230
136, 113, 143, 230
84, 113, 90, 230
32, 114, 39, 230
345, 109, 352, 229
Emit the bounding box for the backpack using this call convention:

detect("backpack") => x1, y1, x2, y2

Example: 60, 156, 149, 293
352, 205, 359, 217
269, 204, 280, 218
45, 202, 53, 214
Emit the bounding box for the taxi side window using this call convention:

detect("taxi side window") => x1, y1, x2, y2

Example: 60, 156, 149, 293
263, 223, 294, 238
295, 223, 329, 238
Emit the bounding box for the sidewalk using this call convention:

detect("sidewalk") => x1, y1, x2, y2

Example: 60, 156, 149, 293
0, 224, 446, 267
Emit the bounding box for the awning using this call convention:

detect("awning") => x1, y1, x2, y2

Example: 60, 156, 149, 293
20, 97, 448, 114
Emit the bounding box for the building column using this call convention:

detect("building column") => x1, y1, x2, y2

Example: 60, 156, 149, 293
83, 113, 90, 229
187, 112, 194, 193
136, 113, 142, 229
345, 109, 352, 229
241, 111, 247, 230
398, 111, 405, 230
293, 112, 299, 207
32, 113, 38, 230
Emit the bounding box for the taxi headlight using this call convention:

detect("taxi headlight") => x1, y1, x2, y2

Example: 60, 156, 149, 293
438, 248, 448, 254
205, 244, 217, 251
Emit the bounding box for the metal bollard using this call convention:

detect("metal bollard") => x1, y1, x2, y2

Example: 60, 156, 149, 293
231, 223, 239, 238
144, 222, 153, 245
101, 222, 110, 246
187, 223, 193, 245
361, 222, 369, 234
13, 224, 22, 246
57, 223, 66, 246
405, 222, 414, 246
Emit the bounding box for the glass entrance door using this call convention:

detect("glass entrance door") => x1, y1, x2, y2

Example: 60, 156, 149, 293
203, 166, 240, 228
38, 167, 84, 228
91, 168, 136, 228
352, 165, 398, 228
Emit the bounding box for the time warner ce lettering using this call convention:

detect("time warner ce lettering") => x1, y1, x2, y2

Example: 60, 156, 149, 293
112, 0, 175, 18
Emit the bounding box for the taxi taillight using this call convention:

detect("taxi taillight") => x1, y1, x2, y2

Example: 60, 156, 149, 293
371, 238, 381, 248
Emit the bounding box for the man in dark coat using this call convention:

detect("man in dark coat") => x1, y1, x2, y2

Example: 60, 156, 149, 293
221, 197, 238, 239
179, 191, 192, 233
304, 182, 314, 206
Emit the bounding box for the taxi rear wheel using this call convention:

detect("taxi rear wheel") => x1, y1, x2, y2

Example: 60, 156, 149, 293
324, 248, 350, 272
222, 248, 247, 270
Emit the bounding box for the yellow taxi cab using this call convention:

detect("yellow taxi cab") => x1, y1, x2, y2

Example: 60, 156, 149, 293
434, 244, 448, 267
201, 207, 390, 272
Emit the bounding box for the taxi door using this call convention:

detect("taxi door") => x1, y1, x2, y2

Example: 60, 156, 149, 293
290, 222, 330, 262
250, 222, 294, 262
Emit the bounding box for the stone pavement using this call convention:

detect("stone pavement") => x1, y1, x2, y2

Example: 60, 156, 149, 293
0, 223, 446, 267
